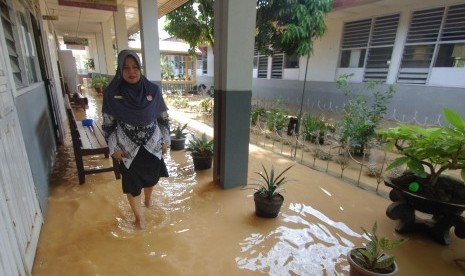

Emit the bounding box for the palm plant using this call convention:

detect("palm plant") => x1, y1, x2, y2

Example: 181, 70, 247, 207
249, 164, 293, 199
185, 133, 213, 157
172, 123, 188, 139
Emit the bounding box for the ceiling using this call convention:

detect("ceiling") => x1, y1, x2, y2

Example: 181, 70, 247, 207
42, 0, 188, 38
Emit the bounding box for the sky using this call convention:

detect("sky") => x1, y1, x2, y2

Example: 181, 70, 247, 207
158, 16, 170, 40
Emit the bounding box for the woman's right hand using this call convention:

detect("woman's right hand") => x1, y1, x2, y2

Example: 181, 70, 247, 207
112, 149, 125, 161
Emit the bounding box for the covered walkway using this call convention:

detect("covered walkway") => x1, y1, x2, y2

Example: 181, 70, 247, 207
31, 86, 465, 275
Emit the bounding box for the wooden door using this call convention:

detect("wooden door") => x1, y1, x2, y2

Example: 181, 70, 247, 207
0, 13, 43, 275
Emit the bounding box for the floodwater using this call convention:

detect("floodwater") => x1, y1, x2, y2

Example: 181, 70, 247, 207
32, 89, 465, 275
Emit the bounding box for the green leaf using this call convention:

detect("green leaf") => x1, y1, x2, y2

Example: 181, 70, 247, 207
375, 255, 395, 269
443, 107, 465, 131
386, 157, 409, 171
407, 160, 427, 178
461, 169, 465, 182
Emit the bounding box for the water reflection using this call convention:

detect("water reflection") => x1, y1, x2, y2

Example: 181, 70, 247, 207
35, 87, 465, 276
236, 202, 361, 275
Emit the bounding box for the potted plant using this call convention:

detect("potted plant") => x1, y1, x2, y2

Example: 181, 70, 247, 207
170, 123, 188, 151
302, 113, 327, 144
185, 133, 214, 170
336, 74, 395, 155
91, 75, 107, 94
265, 99, 288, 134
377, 107, 465, 245
247, 164, 293, 218
348, 221, 405, 276
84, 58, 95, 72
250, 105, 266, 126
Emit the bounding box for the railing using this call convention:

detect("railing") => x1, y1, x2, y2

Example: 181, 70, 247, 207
162, 81, 195, 93
249, 117, 399, 199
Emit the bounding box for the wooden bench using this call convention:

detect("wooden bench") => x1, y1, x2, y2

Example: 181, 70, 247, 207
65, 97, 120, 184
70, 92, 88, 110
64, 82, 88, 110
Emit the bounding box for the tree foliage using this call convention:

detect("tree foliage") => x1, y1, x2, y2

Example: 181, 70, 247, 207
164, 0, 334, 57
164, 0, 214, 54
256, 0, 333, 56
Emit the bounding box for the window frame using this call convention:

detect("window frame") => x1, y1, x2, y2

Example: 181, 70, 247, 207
0, 0, 41, 90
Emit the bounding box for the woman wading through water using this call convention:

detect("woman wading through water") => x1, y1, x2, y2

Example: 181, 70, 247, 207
102, 50, 170, 229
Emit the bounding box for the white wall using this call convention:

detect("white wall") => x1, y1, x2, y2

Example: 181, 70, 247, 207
429, 68, 465, 87
306, 18, 342, 82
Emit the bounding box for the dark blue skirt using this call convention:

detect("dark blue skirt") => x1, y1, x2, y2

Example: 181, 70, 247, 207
120, 147, 168, 196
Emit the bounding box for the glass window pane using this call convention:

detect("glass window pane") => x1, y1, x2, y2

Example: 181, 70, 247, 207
340, 49, 365, 68
284, 55, 299, 68
435, 43, 465, 67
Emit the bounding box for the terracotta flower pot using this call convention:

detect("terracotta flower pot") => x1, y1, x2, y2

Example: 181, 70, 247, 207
347, 248, 398, 276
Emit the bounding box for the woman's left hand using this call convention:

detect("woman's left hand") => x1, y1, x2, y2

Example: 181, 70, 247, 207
161, 143, 168, 155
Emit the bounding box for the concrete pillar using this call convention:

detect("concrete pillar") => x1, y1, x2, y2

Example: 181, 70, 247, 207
387, 11, 410, 84
213, 0, 256, 188
114, 5, 129, 52
96, 32, 107, 74
101, 18, 116, 75
207, 46, 214, 77
138, 0, 161, 83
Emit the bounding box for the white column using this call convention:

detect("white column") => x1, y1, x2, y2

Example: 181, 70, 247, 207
214, 0, 255, 91
387, 11, 411, 84
101, 18, 116, 75
138, 0, 161, 82
114, 4, 128, 52
87, 36, 98, 70
207, 46, 214, 77
96, 32, 107, 74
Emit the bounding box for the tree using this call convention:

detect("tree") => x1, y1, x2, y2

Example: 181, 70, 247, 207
164, 0, 214, 54
256, 0, 333, 56
164, 0, 333, 57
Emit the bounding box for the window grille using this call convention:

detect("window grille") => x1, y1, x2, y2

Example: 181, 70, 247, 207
254, 46, 271, 79
364, 14, 400, 81
440, 4, 465, 42
271, 51, 283, 79
341, 19, 371, 49
285, 54, 299, 68
1, 0, 24, 87
339, 15, 399, 82
398, 4, 465, 83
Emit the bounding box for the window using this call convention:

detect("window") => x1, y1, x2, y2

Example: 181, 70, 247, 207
339, 14, 400, 82
284, 54, 299, 68
364, 15, 399, 81
202, 54, 207, 75
399, 4, 465, 83
196, 54, 202, 69
1, 0, 24, 86
271, 51, 283, 79
0, 0, 40, 88
18, 11, 38, 83
200, 47, 207, 75
339, 19, 371, 68
254, 47, 269, 79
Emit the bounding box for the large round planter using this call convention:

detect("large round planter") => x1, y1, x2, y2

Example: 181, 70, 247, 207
384, 175, 465, 245
347, 248, 398, 276
253, 192, 284, 218
95, 87, 103, 94
170, 137, 186, 151
192, 154, 212, 170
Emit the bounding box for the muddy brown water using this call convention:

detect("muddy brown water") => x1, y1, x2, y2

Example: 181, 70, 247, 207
32, 89, 465, 275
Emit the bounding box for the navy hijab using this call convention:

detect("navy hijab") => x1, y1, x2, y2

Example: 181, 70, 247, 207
102, 50, 167, 126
